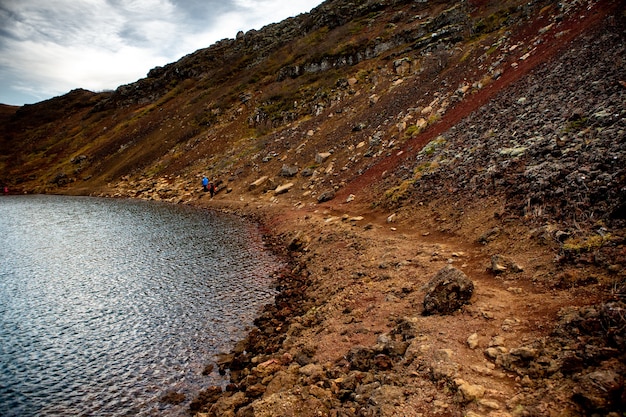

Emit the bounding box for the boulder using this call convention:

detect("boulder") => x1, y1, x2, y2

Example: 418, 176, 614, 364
422, 266, 474, 315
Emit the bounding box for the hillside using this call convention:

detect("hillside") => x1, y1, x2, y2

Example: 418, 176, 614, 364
1, 0, 625, 415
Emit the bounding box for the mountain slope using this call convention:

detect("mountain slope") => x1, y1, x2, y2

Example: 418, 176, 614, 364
1, 0, 625, 415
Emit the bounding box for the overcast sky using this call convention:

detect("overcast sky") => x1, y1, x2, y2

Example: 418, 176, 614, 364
0, 0, 324, 106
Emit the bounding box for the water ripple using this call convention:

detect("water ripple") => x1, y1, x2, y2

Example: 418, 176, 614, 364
0, 195, 281, 416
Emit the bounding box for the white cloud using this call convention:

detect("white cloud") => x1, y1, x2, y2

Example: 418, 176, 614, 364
0, 0, 323, 105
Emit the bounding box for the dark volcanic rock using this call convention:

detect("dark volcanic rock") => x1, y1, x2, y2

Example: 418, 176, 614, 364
422, 266, 474, 315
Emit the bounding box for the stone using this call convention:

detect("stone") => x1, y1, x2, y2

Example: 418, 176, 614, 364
288, 231, 310, 252
249, 392, 302, 417
573, 368, 624, 412
346, 346, 377, 371
490, 255, 523, 274
373, 353, 393, 370
245, 383, 266, 398
434, 348, 454, 361
209, 391, 246, 416
280, 164, 299, 177
160, 391, 186, 404
489, 336, 505, 347
370, 384, 404, 406
509, 347, 537, 360
478, 227, 500, 244
264, 370, 298, 397
252, 358, 283, 378
455, 378, 486, 402
299, 363, 324, 377
317, 190, 335, 203
274, 182, 294, 195
248, 176, 272, 192
392, 316, 421, 340
478, 399, 501, 410
484, 346, 507, 360
315, 152, 331, 164
422, 266, 474, 315
467, 333, 479, 349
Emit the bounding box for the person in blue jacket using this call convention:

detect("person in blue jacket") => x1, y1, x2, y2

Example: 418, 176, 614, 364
202, 176, 209, 192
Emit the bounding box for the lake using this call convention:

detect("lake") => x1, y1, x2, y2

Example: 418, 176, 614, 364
0, 195, 281, 416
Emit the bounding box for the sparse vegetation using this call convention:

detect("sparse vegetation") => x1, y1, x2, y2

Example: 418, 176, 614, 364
1, 1, 624, 416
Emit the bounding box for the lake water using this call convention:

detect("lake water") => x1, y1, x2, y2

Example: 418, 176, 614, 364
0, 195, 281, 416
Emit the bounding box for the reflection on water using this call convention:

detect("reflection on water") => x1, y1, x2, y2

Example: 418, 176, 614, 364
0, 195, 280, 416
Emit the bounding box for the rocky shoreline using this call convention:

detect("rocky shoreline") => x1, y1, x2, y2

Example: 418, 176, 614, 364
165, 195, 623, 417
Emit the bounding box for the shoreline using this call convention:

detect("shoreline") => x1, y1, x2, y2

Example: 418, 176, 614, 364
177, 194, 623, 417
31, 188, 622, 416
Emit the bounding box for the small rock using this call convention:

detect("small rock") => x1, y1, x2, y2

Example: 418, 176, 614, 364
160, 391, 186, 405
274, 182, 294, 195
478, 227, 500, 244
485, 344, 508, 359
490, 254, 523, 274
467, 333, 479, 349
455, 378, 486, 402
245, 383, 266, 397
315, 152, 332, 164
509, 347, 537, 360
317, 190, 335, 202
489, 336, 505, 347
280, 164, 299, 177
478, 399, 501, 410
248, 175, 268, 191
299, 363, 324, 377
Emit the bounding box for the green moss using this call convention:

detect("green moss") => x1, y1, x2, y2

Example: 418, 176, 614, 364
420, 136, 446, 156
405, 125, 420, 138
562, 234, 612, 254
563, 117, 588, 133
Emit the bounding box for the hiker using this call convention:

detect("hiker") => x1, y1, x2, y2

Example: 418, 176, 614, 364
202, 176, 209, 192
3, 186, 7, 195
209, 182, 215, 198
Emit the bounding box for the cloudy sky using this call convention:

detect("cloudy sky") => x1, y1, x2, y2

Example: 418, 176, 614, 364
0, 0, 324, 106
